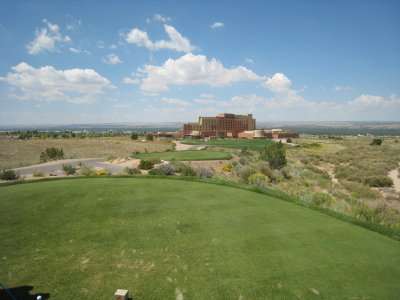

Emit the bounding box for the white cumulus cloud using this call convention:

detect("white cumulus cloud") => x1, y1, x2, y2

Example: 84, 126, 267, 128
161, 97, 192, 106
263, 73, 292, 93
138, 53, 262, 91
153, 14, 171, 22
211, 22, 224, 29
27, 19, 71, 54
348, 94, 400, 107
123, 77, 140, 84
1, 62, 114, 103
102, 53, 122, 65
125, 25, 196, 52
333, 85, 354, 91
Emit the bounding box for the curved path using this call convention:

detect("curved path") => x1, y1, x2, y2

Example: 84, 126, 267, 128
173, 141, 207, 151
12, 158, 125, 176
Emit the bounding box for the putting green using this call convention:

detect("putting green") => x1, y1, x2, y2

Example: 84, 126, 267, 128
0, 178, 399, 299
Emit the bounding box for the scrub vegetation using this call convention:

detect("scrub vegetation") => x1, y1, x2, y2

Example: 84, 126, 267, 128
0, 136, 173, 169
1, 177, 399, 299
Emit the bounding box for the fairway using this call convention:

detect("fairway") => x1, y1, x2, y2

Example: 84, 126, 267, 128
132, 149, 232, 161
181, 138, 274, 151
1, 178, 400, 299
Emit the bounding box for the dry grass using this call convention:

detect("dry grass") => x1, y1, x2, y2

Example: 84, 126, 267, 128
0, 137, 173, 169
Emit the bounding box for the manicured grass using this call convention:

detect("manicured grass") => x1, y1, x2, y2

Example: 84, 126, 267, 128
1, 178, 400, 299
181, 138, 274, 151
132, 149, 232, 161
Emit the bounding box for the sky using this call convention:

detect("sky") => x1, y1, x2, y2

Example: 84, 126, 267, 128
0, 0, 399, 125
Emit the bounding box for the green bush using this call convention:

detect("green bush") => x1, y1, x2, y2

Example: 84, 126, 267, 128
259, 142, 287, 170
311, 192, 334, 206
62, 164, 76, 176
146, 134, 154, 141
181, 165, 196, 176
148, 168, 165, 175
370, 139, 382, 146
364, 176, 393, 187
342, 181, 382, 199
138, 160, 154, 170
40, 147, 64, 162
124, 167, 141, 175
130, 133, 139, 140
286, 138, 292, 143
80, 166, 96, 176
0, 169, 19, 180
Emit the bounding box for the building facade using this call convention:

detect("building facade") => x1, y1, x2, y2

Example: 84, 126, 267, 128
238, 129, 299, 139
183, 113, 256, 138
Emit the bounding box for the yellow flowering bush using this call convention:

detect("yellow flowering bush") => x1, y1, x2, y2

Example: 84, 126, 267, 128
221, 164, 233, 172
95, 171, 109, 175
247, 173, 270, 188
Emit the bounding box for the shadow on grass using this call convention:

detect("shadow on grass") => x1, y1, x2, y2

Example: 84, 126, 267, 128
0, 285, 50, 300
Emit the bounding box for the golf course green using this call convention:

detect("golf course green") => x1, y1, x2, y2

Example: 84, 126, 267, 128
132, 149, 232, 161
1, 177, 399, 299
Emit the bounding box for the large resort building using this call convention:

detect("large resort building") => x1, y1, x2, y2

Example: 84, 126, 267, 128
182, 113, 299, 139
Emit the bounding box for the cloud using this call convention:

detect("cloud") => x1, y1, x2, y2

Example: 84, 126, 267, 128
154, 14, 171, 22
245, 58, 254, 64
161, 97, 192, 106
69, 47, 80, 53
138, 53, 262, 91
125, 25, 196, 52
102, 53, 122, 65
113, 103, 132, 108
1, 62, 114, 104
27, 19, 71, 54
333, 85, 354, 91
123, 77, 140, 84
348, 94, 400, 108
211, 22, 224, 29
262, 73, 292, 93
97, 40, 105, 48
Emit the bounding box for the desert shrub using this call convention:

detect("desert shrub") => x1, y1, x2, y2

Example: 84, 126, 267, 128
148, 168, 165, 175
149, 157, 161, 164
280, 167, 292, 179
146, 134, 154, 141
0, 169, 19, 180
342, 181, 382, 199
181, 165, 196, 176
33, 170, 45, 177
239, 157, 248, 165
237, 165, 257, 183
155, 164, 175, 175
130, 133, 139, 140
286, 138, 292, 143
124, 167, 141, 175
370, 139, 382, 146
138, 160, 154, 170
248, 173, 270, 188
221, 164, 233, 172
364, 176, 393, 187
40, 147, 64, 162
195, 167, 214, 178
95, 171, 109, 175
311, 192, 334, 206
62, 164, 76, 176
300, 158, 310, 165
80, 166, 95, 176
305, 165, 331, 179
259, 142, 287, 170
169, 160, 186, 173
256, 161, 276, 181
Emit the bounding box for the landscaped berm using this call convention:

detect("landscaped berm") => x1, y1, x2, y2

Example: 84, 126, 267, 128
1, 177, 400, 299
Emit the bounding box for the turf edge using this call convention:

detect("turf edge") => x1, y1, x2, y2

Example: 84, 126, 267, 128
1, 175, 399, 242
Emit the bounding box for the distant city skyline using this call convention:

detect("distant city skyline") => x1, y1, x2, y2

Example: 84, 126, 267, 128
0, 0, 399, 125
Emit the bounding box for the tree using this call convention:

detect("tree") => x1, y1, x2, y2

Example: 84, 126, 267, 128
259, 141, 287, 170
131, 133, 139, 140
370, 139, 382, 146
146, 134, 154, 141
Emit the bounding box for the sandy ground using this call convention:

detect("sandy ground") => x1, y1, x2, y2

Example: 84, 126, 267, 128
388, 163, 400, 193
102, 157, 141, 168
173, 141, 207, 151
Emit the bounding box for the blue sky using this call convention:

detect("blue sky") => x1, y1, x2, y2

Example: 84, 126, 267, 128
0, 0, 399, 124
